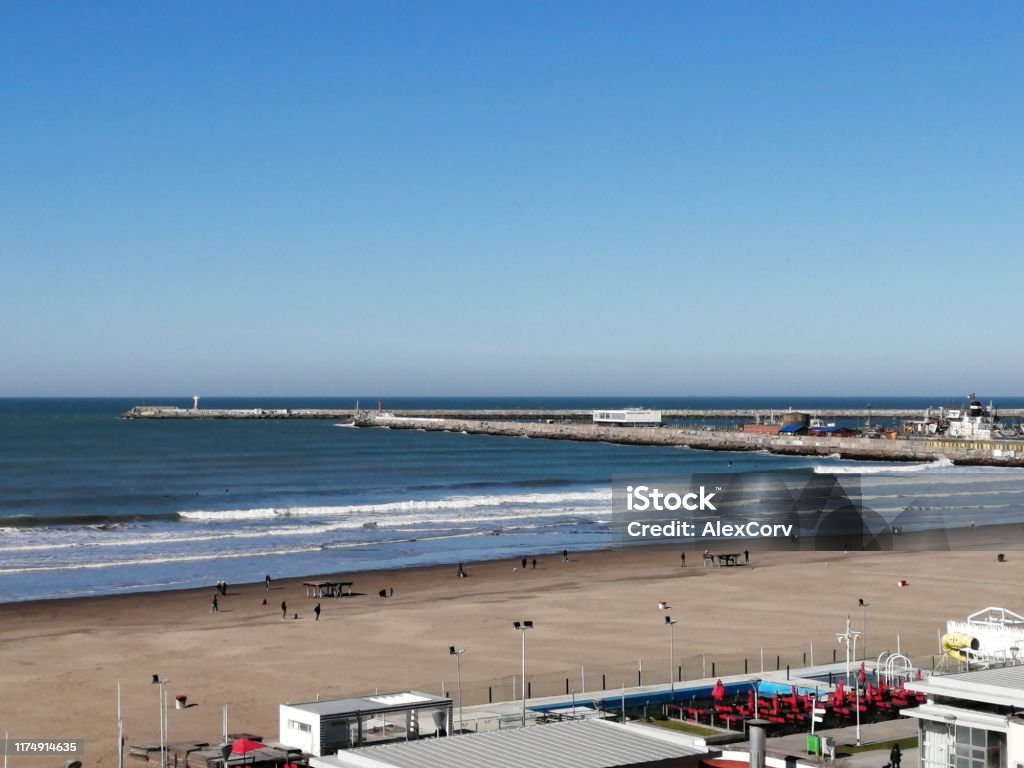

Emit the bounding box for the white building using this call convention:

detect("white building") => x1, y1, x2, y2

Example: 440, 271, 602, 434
280, 691, 452, 756
903, 666, 1024, 768
592, 409, 662, 427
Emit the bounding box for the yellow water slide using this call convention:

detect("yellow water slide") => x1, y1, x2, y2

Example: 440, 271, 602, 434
942, 633, 980, 662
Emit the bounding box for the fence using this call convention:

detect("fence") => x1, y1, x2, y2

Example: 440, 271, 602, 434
309, 636, 938, 713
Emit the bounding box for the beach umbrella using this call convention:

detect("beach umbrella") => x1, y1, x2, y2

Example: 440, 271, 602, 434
712, 679, 726, 701
834, 678, 845, 706
865, 682, 875, 703
231, 739, 265, 755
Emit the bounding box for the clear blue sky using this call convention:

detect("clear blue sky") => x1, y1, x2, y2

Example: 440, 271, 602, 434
2, 2, 1021, 396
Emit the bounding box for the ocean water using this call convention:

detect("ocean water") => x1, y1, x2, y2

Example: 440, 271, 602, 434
1, 396, 1023, 603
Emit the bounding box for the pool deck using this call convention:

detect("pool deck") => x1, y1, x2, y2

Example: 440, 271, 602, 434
458, 663, 916, 768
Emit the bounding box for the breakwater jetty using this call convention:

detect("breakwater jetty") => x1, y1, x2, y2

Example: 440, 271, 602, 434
122, 405, 1024, 421
365, 414, 1024, 467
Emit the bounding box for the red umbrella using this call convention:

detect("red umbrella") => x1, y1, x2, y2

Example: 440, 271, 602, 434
859, 662, 867, 684
712, 679, 726, 701
834, 678, 845, 706
231, 739, 266, 755
865, 682, 875, 703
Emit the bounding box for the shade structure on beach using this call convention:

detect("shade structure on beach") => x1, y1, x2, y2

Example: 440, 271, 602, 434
231, 739, 266, 755
712, 679, 726, 701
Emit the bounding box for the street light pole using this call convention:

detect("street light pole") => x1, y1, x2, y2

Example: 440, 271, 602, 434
514, 621, 534, 727
151, 675, 169, 768
664, 616, 678, 698
836, 617, 862, 746
449, 647, 465, 736
859, 598, 870, 661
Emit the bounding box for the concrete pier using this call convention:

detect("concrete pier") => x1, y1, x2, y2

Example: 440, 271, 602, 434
364, 415, 1024, 467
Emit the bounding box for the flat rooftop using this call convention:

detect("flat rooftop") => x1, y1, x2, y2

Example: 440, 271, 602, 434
309, 718, 703, 768
909, 665, 1024, 707
283, 691, 450, 717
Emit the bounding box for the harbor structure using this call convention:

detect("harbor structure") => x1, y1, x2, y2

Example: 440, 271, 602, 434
592, 408, 663, 427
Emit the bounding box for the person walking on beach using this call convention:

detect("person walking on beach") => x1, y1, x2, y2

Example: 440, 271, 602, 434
314, 603, 321, 621
281, 600, 287, 618
265, 574, 272, 591
532, 558, 537, 569
522, 557, 527, 570
680, 552, 686, 567
457, 562, 466, 578
562, 549, 569, 562
890, 743, 902, 768
211, 593, 219, 613
744, 550, 749, 564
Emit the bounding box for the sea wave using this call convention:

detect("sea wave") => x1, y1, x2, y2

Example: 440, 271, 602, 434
176, 489, 612, 523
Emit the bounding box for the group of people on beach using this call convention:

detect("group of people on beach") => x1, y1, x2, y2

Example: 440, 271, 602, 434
510, 550, 569, 574
211, 580, 229, 612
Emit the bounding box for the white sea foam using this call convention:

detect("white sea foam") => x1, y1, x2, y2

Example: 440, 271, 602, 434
0, 528, 517, 575
813, 456, 957, 474
177, 489, 612, 523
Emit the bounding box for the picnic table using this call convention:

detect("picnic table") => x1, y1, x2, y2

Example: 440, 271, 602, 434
716, 553, 741, 567
303, 581, 353, 598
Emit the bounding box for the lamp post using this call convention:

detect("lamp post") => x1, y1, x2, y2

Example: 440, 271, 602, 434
513, 621, 533, 727
664, 616, 678, 698
836, 618, 861, 745
150, 674, 169, 768
858, 598, 870, 661
449, 646, 465, 736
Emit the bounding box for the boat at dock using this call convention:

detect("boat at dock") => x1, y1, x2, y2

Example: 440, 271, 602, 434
903, 394, 1023, 440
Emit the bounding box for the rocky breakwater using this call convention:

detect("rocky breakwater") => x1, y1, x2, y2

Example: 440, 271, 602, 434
366, 415, 1024, 466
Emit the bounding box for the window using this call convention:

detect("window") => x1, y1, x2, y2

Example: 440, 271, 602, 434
954, 726, 1005, 768
287, 720, 312, 733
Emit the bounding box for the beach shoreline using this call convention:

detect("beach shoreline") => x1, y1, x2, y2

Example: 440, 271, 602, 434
4, 540, 1024, 768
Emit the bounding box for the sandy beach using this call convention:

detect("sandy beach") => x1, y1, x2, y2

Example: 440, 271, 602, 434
2, 542, 1023, 767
